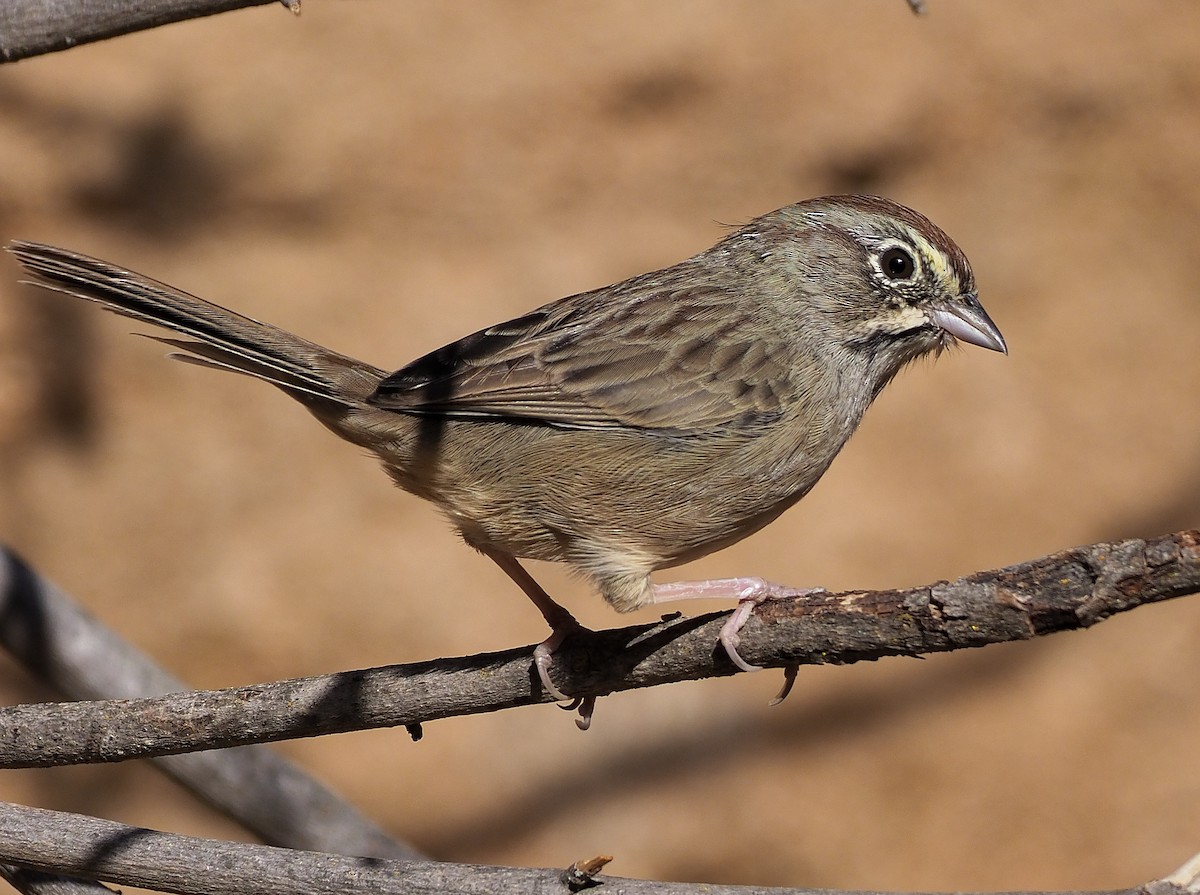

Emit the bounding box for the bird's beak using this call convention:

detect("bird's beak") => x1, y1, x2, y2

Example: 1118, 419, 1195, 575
930, 294, 1007, 354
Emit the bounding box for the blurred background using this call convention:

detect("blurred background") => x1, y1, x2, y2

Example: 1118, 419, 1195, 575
1, 1, 1199, 890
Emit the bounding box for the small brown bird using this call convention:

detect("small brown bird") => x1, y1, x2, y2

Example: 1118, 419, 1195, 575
8, 195, 1005, 725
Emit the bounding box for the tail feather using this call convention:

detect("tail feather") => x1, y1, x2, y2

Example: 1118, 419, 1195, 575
154, 336, 350, 404
6, 240, 386, 406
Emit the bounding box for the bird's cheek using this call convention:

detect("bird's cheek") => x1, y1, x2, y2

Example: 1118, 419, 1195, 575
875, 303, 929, 337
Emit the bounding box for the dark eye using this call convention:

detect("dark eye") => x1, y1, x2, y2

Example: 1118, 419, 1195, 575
880, 247, 915, 281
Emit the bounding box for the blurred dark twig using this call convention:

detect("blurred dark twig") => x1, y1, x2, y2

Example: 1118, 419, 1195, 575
0, 0, 298, 63
0, 0, 929, 64
0, 864, 117, 895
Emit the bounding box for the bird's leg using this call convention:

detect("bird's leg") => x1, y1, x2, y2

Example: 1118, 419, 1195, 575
650, 577, 823, 698
479, 547, 587, 707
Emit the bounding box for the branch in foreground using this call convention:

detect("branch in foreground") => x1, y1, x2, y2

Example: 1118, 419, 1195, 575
1, 531, 1196, 768
0, 0, 296, 63
0, 547, 420, 860
1, 800, 1197, 895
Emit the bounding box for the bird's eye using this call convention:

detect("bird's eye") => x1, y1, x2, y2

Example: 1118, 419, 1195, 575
879, 247, 916, 281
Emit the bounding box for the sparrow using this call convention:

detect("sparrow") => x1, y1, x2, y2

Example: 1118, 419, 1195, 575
8, 195, 1005, 728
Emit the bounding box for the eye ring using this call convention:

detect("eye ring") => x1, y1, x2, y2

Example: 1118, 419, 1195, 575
879, 246, 916, 281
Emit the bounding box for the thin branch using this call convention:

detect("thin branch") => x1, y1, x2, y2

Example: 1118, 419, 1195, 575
0, 0, 297, 63
0, 799, 1194, 895
1, 531, 1196, 768
0, 0, 930, 63
0, 547, 420, 859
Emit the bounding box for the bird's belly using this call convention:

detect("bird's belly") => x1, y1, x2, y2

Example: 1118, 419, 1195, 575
406, 419, 833, 571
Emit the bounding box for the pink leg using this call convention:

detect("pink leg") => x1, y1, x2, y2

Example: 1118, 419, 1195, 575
650, 577, 822, 679
480, 548, 594, 726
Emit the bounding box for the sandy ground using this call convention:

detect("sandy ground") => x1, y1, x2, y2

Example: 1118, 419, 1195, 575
1, 1, 1199, 891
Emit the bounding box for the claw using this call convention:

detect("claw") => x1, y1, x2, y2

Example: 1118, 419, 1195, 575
533, 630, 573, 702
534, 624, 598, 729
768, 665, 799, 706
719, 595, 765, 671
556, 695, 597, 730
710, 582, 824, 681
573, 696, 596, 731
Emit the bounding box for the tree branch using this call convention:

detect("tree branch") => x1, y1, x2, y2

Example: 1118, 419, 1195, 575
0, 0, 936, 64
1, 531, 1196, 768
0, 0, 298, 63
0, 547, 420, 859
0, 799, 1196, 895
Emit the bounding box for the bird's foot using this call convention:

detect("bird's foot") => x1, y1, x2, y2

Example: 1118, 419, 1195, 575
651, 577, 823, 698
533, 620, 598, 730
477, 547, 598, 729
533, 624, 573, 702
716, 577, 824, 671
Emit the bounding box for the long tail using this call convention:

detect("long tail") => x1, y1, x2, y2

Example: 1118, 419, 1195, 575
6, 241, 386, 410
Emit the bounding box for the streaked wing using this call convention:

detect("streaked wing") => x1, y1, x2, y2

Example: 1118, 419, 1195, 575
369, 283, 796, 432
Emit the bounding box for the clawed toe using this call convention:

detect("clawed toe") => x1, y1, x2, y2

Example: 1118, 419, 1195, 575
718, 591, 768, 671
651, 576, 822, 676
719, 583, 824, 684
769, 665, 799, 705
534, 623, 598, 729
717, 579, 787, 672
533, 636, 573, 702
560, 695, 596, 730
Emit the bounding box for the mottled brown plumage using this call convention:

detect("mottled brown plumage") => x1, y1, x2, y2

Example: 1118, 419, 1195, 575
7, 195, 1005, 722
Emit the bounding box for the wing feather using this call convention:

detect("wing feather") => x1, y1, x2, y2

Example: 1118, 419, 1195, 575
369, 281, 797, 432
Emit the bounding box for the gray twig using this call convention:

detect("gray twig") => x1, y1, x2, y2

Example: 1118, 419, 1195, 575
0, 0, 298, 63
1, 800, 1196, 895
